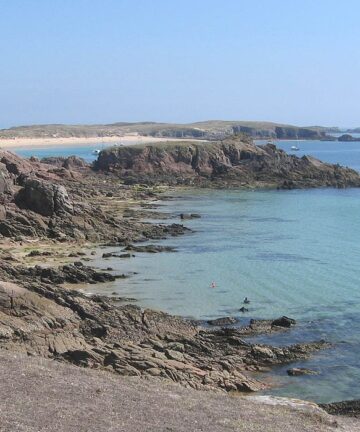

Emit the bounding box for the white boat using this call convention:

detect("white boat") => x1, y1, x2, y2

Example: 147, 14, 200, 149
92, 149, 101, 155
291, 145, 300, 151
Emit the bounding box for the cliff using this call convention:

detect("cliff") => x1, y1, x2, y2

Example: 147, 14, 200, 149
94, 136, 360, 188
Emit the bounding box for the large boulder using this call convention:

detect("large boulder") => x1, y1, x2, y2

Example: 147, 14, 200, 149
271, 316, 296, 328
0, 151, 34, 176
0, 164, 12, 195
15, 178, 73, 217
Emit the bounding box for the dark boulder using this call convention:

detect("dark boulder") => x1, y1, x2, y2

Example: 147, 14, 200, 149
271, 316, 296, 328
207, 317, 237, 326
180, 213, 201, 220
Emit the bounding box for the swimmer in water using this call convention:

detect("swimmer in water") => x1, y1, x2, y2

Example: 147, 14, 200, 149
244, 297, 250, 304
210, 281, 216, 288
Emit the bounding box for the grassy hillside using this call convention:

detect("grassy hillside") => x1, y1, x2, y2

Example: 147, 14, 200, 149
0, 120, 342, 140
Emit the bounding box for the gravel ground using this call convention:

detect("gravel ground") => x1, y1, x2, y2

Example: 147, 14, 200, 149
0, 350, 358, 432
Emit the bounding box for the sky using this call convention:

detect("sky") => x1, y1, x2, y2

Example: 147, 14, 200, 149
0, 0, 359, 128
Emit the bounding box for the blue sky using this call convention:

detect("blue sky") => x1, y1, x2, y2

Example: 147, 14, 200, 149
0, 0, 359, 128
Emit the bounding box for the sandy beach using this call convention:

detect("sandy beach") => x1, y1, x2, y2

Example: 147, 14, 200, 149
0, 135, 197, 150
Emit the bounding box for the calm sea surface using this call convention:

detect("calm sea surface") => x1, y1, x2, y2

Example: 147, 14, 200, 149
13, 140, 360, 403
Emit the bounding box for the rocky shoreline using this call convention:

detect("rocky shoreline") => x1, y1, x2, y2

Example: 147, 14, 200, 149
0, 145, 359, 422
94, 135, 360, 188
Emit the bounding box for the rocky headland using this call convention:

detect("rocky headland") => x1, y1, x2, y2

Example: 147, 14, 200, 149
0, 144, 359, 428
94, 135, 360, 188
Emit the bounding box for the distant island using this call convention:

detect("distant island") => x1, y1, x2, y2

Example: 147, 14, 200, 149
338, 134, 360, 142
0, 120, 354, 141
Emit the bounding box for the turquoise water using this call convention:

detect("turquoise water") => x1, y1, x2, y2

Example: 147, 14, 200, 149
94, 187, 360, 403
11, 142, 116, 162
13, 139, 360, 403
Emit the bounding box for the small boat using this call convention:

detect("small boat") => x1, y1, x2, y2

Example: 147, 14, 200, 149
92, 149, 101, 155
291, 145, 300, 151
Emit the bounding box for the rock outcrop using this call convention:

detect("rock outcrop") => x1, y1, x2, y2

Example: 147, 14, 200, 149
0, 150, 189, 241
0, 261, 330, 394
15, 178, 73, 216
94, 136, 360, 188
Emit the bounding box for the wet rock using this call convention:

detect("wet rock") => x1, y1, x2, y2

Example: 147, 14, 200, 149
124, 244, 176, 253
180, 213, 201, 220
271, 316, 296, 328
207, 317, 238, 326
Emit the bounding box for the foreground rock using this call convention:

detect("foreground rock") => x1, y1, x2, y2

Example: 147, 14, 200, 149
15, 178, 73, 216
0, 259, 331, 394
2, 350, 357, 432
0, 150, 190, 241
94, 136, 360, 188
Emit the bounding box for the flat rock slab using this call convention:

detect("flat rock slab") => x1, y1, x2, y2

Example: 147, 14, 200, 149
0, 350, 358, 432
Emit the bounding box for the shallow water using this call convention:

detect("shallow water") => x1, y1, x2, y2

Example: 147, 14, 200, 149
12, 143, 112, 162
92, 185, 360, 403
14, 139, 360, 403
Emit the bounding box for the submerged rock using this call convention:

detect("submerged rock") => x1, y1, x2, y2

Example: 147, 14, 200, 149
287, 367, 319, 376
180, 213, 201, 220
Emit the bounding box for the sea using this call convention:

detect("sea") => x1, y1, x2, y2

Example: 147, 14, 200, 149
11, 137, 360, 404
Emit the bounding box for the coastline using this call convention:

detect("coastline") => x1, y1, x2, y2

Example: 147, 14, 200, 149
0, 144, 360, 428
0, 154, 333, 394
